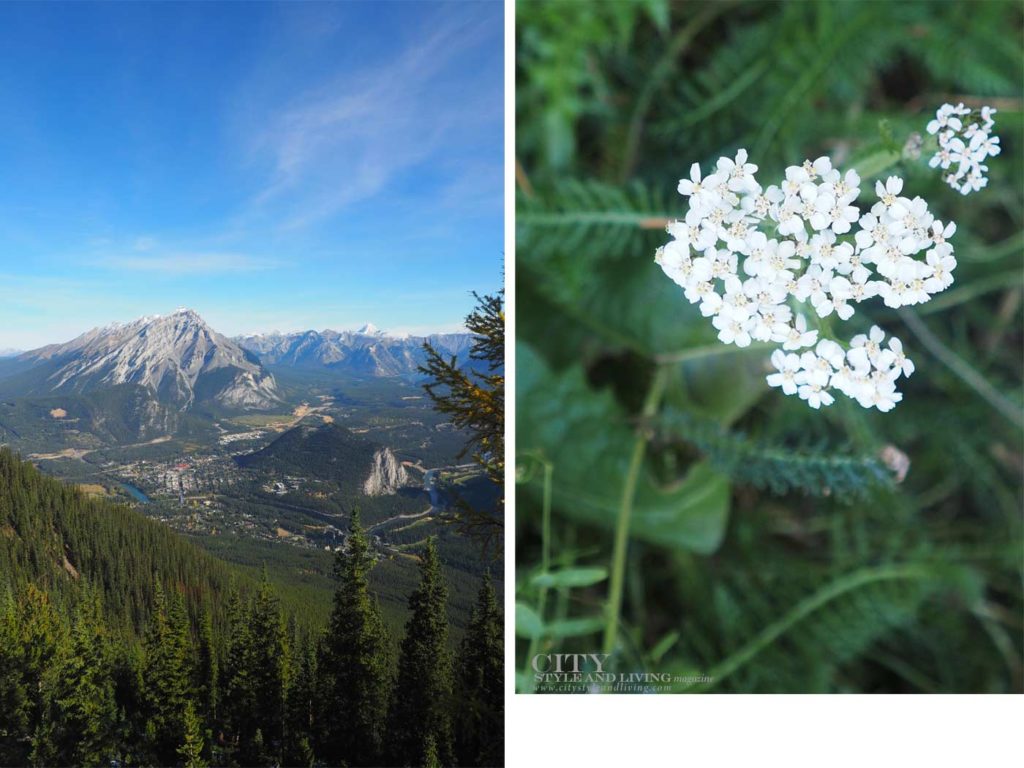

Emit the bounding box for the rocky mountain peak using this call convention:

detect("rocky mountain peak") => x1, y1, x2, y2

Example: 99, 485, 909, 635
20, 310, 281, 411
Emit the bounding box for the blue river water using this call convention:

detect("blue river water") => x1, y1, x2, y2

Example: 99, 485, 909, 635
119, 482, 151, 504
424, 469, 441, 507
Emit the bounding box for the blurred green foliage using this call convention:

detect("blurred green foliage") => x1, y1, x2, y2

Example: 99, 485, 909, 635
516, 0, 1023, 693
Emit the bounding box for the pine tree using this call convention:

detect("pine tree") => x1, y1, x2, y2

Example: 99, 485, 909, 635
0, 586, 31, 766
423, 733, 441, 768
456, 571, 504, 767
18, 584, 64, 766
248, 569, 288, 764
420, 290, 505, 546
195, 603, 219, 741
283, 635, 316, 768
224, 570, 288, 765
389, 537, 454, 766
178, 701, 207, 768
142, 581, 194, 764
36, 593, 119, 766
317, 509, 392, 766
222, 585, 255, 762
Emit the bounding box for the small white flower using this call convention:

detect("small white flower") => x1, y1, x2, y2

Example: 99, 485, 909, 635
824, 169, 861, 204
678, 162, 725, 211
896, 259, 932, 305
923, 246, 956, 292
766, 350, 802, 395
929, 220, 956, 246
859, 380, 902, 412
777, 313, 818, 350
875, 176, 906, 217
970, 130, 1001, 158
782, 165, 816, 200
794, 264, 832, 307
927, 103, 999, 194
926, 104, 962, 135
815, 339, 846, 369
887, 337, 914, 378
797, 380, 835, 409
848, 325, 886, 369
712, 312, 752, 347
717, 149, 760, 193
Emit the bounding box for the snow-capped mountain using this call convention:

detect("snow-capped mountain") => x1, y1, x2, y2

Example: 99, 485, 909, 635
235, 327, 477, 377
15, 309, 280, 410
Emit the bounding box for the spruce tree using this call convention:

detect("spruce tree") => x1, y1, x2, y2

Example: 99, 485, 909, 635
142, 581, 194, 764
17, 585, 62, 726
223, 570, 288, 765
389, 537, 454, 766
19, 585, 65, 766
221, 585, 255, 763
283, 635, 316, 768
178, 701, 207, 768
36, 593, 119, 766
423, 733, 441, 768
318, 508, 392, 766
246, 570, 288, 765
195, 603, 219, 740
0, 586, 31, 765
456, 571, 504, 767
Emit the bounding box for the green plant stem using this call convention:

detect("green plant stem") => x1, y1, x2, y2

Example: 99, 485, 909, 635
686, 563, 939, 692
654, 341, 773, 364
522, 460, 554, 690
602, 365, 669, 657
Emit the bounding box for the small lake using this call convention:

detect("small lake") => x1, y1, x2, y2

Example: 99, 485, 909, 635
119, 482, 151, 504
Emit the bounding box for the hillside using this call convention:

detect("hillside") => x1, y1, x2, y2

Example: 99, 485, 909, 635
0, 446, 279, 633
235, 421, 410, 498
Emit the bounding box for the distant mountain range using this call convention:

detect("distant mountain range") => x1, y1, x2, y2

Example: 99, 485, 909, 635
0, 310, 479, 424
234, 328, 477, 377
2, 309, 281, 411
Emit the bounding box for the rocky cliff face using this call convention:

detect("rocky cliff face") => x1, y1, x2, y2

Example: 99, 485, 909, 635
362, 447, 411, 496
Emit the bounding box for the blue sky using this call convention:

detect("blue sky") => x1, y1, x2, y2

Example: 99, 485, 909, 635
0, 1, 503, 349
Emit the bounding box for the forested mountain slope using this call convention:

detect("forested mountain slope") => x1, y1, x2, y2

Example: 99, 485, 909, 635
0, 446, 245, 633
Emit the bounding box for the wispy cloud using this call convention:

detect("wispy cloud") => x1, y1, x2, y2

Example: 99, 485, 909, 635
241, 7, 501, 231
97, 252, 280, 275
0, 2, 502, 350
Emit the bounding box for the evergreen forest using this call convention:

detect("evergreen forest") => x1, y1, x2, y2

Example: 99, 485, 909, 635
0, 450, 502, 766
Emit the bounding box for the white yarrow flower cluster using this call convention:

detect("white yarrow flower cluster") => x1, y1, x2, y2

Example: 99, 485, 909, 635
656, 149, 958, 411
927, 102, 999, 194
